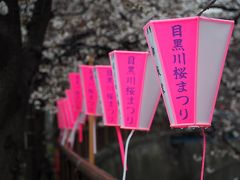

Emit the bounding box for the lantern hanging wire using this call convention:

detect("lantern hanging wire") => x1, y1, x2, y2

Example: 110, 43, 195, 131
122, 130, 135, 180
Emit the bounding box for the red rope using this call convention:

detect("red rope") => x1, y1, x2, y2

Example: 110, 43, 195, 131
201, 128, 206, 180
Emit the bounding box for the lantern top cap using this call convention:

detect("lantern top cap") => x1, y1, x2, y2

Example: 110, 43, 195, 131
65, 89, 71, 93
143, 16, 234, 31
79, 64, 94, 69
58, 98, 65, 102
68, 72, 79, 77
56, 98, 65, 104
94, 65, 111, 69
68, 72, 78, 75
108, 50, 149, 56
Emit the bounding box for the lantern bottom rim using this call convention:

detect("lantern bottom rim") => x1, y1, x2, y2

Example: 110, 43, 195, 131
170, 123, 210, 128
120, 126, 150, 131
102, 124, 120, 127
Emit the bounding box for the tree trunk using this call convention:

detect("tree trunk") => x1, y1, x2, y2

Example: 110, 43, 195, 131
0, 0, 52, 179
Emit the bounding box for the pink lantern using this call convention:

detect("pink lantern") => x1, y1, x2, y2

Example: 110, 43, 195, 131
109, 50, 161, 131
60, 98, 71, 129
94, 66, 119, 126
68, 73, 85, 144
94, 65, 125, 167
57, 98, 72, 145
79, 65, 102, 116
68, 72, 86, 145
56, 99, 65, 129
58, 98, 69, 129
57, 98, 70, 145
68, 73, 84, 122
79, 65, 102, 156
143, 16, 234, 128
65, 89, 75, 129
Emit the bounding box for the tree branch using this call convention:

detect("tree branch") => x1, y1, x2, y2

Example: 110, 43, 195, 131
0, 0, 21, 49
197, 0, 218, 16
210, 5, 238, 12
23, 0, 53, 85
27, 0, 53, 49
233, 11, 240, 24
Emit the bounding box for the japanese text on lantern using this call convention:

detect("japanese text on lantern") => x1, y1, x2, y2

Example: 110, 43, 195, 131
125, 56, 136, 125
74, 76, 81, 111
87, 69, 95, 112
106, 69, 115, 123
172, 25, 189, 120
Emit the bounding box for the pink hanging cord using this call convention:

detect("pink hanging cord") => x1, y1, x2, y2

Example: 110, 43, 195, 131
115, 127, 125, 169
200, 128, 206, 180
78, 124, 83, 143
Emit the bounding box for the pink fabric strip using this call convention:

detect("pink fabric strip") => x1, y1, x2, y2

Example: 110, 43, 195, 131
115, 126, 125, 169
201, 128, 206, 180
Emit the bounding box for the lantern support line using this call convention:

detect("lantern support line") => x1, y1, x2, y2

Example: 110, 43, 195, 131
200, 128, 206, 180
122, 130, 135, 180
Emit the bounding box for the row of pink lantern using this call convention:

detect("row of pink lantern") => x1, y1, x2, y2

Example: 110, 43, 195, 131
57, 52, 162, 130
56, 51, 161, 168
56, 16, 234, 180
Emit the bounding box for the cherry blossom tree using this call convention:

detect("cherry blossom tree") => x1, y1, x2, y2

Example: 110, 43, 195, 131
0, 0, 240, 179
